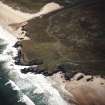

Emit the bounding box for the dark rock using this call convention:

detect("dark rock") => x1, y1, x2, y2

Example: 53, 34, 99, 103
64, 72, 71, 80
42, 71, 49, 76
21, 66, 45, 74
13, 41, 23, 48
21, 68, 28, 74
100, 83, 104, 85
14, 45, 26, 65
86, 76, 93, 81
28, 59, 43, 65
73, 73, 84, 80
18, 50, 22, 57
14, 56, 21, 65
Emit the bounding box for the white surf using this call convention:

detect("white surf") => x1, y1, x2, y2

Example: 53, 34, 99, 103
0, 25, 70, 105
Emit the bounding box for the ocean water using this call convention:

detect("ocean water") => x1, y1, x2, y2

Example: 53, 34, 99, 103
0, 26, 70, 105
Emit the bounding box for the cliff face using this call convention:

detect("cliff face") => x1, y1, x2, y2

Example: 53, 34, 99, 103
21, 0, 105, 77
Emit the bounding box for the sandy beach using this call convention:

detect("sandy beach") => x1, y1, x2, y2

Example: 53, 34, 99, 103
50, 72, 105, 105
0, 1, 35, 40
0, 1, 63, 40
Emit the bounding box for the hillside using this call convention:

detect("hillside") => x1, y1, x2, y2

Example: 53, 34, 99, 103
21, 0, 105, 77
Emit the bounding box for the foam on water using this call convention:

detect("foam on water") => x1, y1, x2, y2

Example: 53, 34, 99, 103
5, 80, 35, 105
0, 25, 70, 105
0, 26, 17, 43
0, 25, 36, 105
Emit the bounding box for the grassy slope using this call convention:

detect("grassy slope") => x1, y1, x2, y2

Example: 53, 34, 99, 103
1, 0, 105, 76
21, 1, 105, 76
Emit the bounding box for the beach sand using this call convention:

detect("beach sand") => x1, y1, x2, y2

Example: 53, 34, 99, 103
50, 72, 105, 105
0, 1, 34, 40
0, 1, 63, 40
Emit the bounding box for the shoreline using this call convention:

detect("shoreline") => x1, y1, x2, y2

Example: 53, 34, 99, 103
11, 27, 105, 105
0, 23, 71, 105
0, 1, 105, 105
0, 24, 36, 105
0, 1, 63, 43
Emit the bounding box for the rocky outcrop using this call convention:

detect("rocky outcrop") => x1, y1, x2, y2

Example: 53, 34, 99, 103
72, 73, 84, 81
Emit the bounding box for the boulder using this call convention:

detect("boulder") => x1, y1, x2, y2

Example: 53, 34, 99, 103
13, 41, 23, 48
73, 73, 84, 80
85, 75, 93, 81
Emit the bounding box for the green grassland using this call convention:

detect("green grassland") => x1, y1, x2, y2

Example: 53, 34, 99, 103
0, 0, 49, 12
21, 2, 105, 76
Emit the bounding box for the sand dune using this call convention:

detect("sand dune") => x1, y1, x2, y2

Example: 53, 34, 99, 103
0, 1, 33, 25
0, 1, 63, 39
0, 1, 63, 26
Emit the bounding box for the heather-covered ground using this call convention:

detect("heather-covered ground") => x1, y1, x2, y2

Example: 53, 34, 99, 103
21, 1, 105, 77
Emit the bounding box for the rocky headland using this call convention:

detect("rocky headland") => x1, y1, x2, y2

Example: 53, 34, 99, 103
0, 0, 105, 105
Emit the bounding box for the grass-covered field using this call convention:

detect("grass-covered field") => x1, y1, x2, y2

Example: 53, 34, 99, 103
21, 1, 105, 76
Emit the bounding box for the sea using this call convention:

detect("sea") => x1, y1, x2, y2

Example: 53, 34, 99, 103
0, 25, 70, 105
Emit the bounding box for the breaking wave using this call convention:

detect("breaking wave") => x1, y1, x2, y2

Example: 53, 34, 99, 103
0, 25, 70, 105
